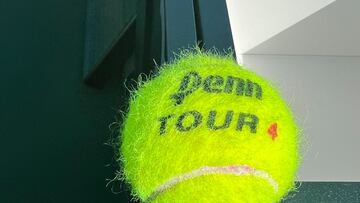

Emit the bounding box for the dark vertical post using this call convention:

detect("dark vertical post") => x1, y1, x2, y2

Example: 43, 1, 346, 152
135, 0, 198, 72
193, 0, 235, 57
135, 0, 165, 75
163, 0, 197, 61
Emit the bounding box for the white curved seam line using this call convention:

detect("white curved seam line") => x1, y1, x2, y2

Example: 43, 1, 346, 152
145, 165, 278, 202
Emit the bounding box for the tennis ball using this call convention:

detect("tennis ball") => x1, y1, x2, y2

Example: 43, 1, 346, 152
120, 50, 299, 203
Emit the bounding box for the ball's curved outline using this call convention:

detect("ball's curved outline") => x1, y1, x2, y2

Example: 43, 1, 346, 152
119, 49, 300, 203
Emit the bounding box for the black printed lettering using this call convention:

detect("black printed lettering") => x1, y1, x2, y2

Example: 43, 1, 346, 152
176, 111, 202, 132
245, 80, 262, 99
224, 76, 245, 96
203, 75, 224, 93
207, 110, 234, 130
237, 113, 259, 133
170, 72, 202, 105
158, 114, 175, 135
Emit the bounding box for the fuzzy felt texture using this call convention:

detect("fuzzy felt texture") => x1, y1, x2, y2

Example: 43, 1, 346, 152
120, 50, 299, 203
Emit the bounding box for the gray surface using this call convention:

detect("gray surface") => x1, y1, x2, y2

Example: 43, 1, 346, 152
243, 54, 360, 181
247, 0, 360, 56
226, 0, 335, 54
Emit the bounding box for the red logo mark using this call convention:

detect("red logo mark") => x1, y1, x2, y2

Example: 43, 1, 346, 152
268, 123, 278, 141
